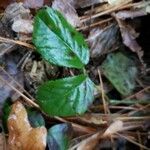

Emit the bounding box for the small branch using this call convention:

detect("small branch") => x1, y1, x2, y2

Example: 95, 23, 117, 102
98, 69, 108, 114
116, 133, 149, 150
124, 86, 150, 100
80, 1, 144, 23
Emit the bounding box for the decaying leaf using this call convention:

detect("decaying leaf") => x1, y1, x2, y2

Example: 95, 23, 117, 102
115, 10, 147, 20
2, 2, 33, 39
0, 43, 16, 57
88, 23, 120, 57
47, 123, 73, 150
7, 101, 47, 150
2, 2, 31, 23
115, 1, 150, 19
52, 0, 80, 27
73, 0, 107, 8
28, 110, 45, 128
115, 17, 144, 64
0, 54, 24, 116
102, 52, 137, 96
12, 18, 33, 33
23, 0, 44, 9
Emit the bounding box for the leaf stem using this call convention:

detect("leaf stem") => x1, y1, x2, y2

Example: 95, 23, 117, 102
82, 67, 87, 75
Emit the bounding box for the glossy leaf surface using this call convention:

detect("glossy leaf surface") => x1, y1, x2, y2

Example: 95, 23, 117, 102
33, 7, 89, 69
36, 74, 94, 116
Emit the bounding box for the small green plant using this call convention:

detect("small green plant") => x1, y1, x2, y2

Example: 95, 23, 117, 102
32, 7, 137, 117
32, 7, 95, 116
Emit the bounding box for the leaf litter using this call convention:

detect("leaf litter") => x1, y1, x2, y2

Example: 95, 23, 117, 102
0, 0, 150, 150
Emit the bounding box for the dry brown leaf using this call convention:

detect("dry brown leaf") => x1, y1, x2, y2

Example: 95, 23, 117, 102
115, 10, 147, 20
7, 101, 47, 150
115, 17, 144, 64
2, 2, 31, 23
12, 19, 33, 33
115, 1, 150, 19
52, 0, 80, 27
73, 0, 107, 8
23, 0, 44, 9
0, 55, 24, 116
88, 23, 120, 58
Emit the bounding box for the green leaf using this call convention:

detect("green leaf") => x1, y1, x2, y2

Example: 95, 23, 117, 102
33, 7, 89, 69
2, 99, 11, 133
102, 52, 137, 96
27, 110, 45, 127
36, 74, 94, 116
47, 123, 73, 150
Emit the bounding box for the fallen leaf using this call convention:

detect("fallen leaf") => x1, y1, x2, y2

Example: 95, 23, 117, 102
102, 52, 137, 96
115, 10, 147, 20
107, 0, 132, 6
88, 23, 120, 58
114, 17, 144, 64
52, 0, 80, 27
0, 43, 16, 57
12, 19, 33, 33
115, 1, 150, 19
28, 110, 45, 128
7, 101, 47, 150
0, 54, 24, 116
73, 0, 107, 8
2, 2, 31, 23
23, 0, 44, 9
47, 123, 73, 150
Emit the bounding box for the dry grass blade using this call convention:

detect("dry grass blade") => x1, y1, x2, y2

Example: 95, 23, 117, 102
0, 75, 39, 108
77, 18, 113, 31
116, 133, 150, 150
124, 86, 150, 100
55, 116, 96, 134
0, 67, 35, 100
0, 36, 35, 50
80, 1, 138, 22
98, 69, 108, 114
69, 132, 101, 150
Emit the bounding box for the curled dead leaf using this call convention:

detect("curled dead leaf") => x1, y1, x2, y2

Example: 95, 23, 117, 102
7, 101, 47, 150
